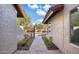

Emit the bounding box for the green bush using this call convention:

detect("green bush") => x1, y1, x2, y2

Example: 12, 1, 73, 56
49, 37, 53, 42
17, 37, 33, 50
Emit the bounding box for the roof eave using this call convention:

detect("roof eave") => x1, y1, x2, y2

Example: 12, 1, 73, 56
17, 4, 26, 18
42, 4, 64, 24
42, 11, 53, 23
13, 4, 26, 18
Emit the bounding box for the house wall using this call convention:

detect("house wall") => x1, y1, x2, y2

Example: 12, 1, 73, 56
0, 4, 24, 54
46, 4, 79, 54
63, 4, 79, 54
47, 13, 64, 52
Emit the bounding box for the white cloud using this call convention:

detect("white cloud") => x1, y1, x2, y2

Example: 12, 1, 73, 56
37, 19, 43, 23
33, 23, 35, 25
43, 4, 52, 11
27, 4, 52, 16
32, 19, 43, 25
28, 4, 39, 9
35, 4, 52, 16
36, 9, 46, 16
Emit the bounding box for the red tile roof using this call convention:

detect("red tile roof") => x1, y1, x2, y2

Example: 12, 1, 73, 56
49, 4, 64, 12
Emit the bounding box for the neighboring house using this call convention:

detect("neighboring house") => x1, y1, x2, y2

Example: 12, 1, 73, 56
0, 4, 25, 54
43, 4, 79, 54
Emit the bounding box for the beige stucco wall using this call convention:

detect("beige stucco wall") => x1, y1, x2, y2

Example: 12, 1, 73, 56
47, 13, 64, 52
0, 5, 24, 54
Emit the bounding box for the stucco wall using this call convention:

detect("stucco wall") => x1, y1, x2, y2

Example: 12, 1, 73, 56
63, 4, 79, 54
48, 13, 64, 52
0, 5, 24, 54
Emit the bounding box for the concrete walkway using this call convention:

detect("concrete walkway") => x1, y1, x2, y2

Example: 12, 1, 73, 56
30, 35, 47, 50
15, 35, 62, 54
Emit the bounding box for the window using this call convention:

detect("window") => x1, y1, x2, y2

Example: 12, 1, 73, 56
70, 6, 79, 45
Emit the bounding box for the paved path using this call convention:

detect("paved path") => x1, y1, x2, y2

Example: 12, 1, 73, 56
30, 35, 47, 50
15, 35, 62, 54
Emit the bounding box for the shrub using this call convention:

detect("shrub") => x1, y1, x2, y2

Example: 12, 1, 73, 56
42, 36, 58, 50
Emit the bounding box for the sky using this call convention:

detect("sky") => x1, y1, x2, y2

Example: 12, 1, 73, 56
22, 4, 55, 25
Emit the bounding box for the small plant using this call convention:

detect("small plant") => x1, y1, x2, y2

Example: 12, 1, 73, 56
17, 36, 33, 50
49, 37, 53, 42
42, 36, 58, 50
